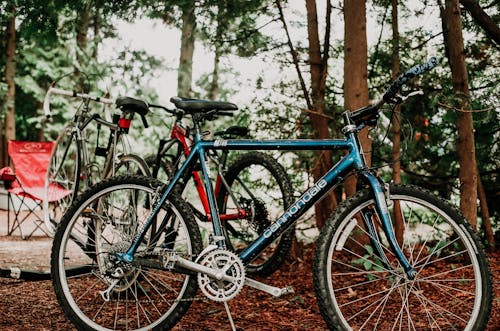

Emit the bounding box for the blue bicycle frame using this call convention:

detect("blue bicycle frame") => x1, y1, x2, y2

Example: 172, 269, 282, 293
121, 125, 416, 277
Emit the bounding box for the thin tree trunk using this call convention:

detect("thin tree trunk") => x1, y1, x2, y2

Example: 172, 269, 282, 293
75, 4, 90, 90
275, 0, 312, 109
460, 0, 500, 45
344, 0, 370, 197
305, 0, 338, 228
92, 3, 101, 59
4, 4, 16, 153
178, 2, 196, 97
477, 169, 494, 247
391, 0, 404, 245
208, 8, 223, 101
444, 0, 478, 229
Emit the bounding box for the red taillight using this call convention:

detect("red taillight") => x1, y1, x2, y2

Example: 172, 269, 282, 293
118, 118, 131, 129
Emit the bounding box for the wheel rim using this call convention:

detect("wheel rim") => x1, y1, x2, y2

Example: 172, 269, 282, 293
325, 193, 483, 330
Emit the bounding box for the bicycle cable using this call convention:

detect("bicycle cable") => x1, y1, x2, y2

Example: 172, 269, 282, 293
367, 102, 415, 172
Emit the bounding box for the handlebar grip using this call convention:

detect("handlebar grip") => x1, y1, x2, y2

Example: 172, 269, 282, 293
383, 57, 440, 102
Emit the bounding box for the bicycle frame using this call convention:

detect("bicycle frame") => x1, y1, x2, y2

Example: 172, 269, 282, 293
156, 122, 250, 222
122, 125, 415, 277
66, 112, 125, 188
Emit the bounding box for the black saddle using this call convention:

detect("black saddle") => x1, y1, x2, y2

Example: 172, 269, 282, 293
116, 96, 149, 116
170, 96, 238, 113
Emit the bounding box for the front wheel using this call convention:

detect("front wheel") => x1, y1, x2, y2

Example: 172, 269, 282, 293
216, 152, 294, 276
44, 125, 81, 236
51, 175, 202, 331
314, 184, 492, 330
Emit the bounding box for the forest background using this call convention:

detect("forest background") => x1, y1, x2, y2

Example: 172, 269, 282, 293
0, 0, 498, 247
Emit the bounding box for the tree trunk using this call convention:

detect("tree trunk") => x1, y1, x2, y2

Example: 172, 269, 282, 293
92, 4, 101, 59
4, 4, 16, 160
460, 0, 500, 45
178, 2, 196, 97
438, 0, 451, 60
444, 0, 478, 229
343, 0, 370, 197
391, 0, 404, 245
477, 168, 494, 247
75, 4, 90, 91
208, 8, 223, 101
305, 0, 338, 228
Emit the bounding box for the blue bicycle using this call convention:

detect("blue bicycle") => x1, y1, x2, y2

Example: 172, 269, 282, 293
51, 58, 492, 330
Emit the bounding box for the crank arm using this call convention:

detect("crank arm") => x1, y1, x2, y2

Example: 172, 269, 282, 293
245, 278, 294, 297
171, 254, 237, 282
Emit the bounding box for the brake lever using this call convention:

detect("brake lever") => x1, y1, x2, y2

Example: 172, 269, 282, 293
387, 90, 424, 105
399, 90, 424, 103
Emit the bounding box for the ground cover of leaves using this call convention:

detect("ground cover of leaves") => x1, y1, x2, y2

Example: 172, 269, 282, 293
0, 243, 498, 330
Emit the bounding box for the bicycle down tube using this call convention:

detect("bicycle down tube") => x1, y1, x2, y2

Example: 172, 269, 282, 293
121, 130, 415, 277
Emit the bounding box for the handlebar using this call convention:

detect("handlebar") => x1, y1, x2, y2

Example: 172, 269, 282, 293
43, 85, 113, 119
383, 57, 440, 102
349, 57, 440, 127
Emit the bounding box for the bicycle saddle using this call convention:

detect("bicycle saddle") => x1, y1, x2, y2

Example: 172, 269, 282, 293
116, 97, 149, 116
170, 96, 238, 113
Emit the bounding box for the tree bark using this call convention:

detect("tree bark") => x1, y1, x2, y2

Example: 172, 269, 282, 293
344, 0, 370, 197
178, 2, 196, 97
208, 7, 223, 101
4, 4, 16, 162
460, 0, 500, 45
477, 168, 494, 247
75, 4, 90, 90
305, 0, 338, 228
92, 4, 101, 59
444, 0, 478, 229
438, 0, 451, 60
391, 0, 404, 245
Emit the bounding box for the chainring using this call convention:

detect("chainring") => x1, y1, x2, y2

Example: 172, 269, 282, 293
197, 249, 246, 302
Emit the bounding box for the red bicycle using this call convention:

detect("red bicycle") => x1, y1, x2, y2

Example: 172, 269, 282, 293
146, 103, 294, 276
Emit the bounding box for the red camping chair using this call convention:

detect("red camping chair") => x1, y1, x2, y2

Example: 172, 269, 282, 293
0, 141, 70, 239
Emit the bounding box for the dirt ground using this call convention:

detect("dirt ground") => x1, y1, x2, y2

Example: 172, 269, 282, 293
0, 210, 498, 330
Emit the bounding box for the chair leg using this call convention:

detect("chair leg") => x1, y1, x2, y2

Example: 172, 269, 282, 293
6, 192, 24, 239
6, 193, 49, 240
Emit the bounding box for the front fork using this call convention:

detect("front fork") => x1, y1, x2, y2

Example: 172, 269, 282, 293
361, 173, 416, 279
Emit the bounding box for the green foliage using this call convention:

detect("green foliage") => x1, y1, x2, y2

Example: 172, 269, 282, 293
1, 0, 498, 237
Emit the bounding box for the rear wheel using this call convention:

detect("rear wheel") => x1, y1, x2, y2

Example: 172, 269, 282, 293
314, 185, 492, 330
105, 153, 151, 178
216, 152, 294, 276
51, 175, 202, 331
145, 154, 175, 183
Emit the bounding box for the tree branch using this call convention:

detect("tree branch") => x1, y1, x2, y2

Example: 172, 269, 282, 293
275, 0, 312, 109
460, 0, 500, 45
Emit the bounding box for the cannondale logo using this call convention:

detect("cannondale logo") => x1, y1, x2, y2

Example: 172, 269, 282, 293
264, 179, 327, 238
